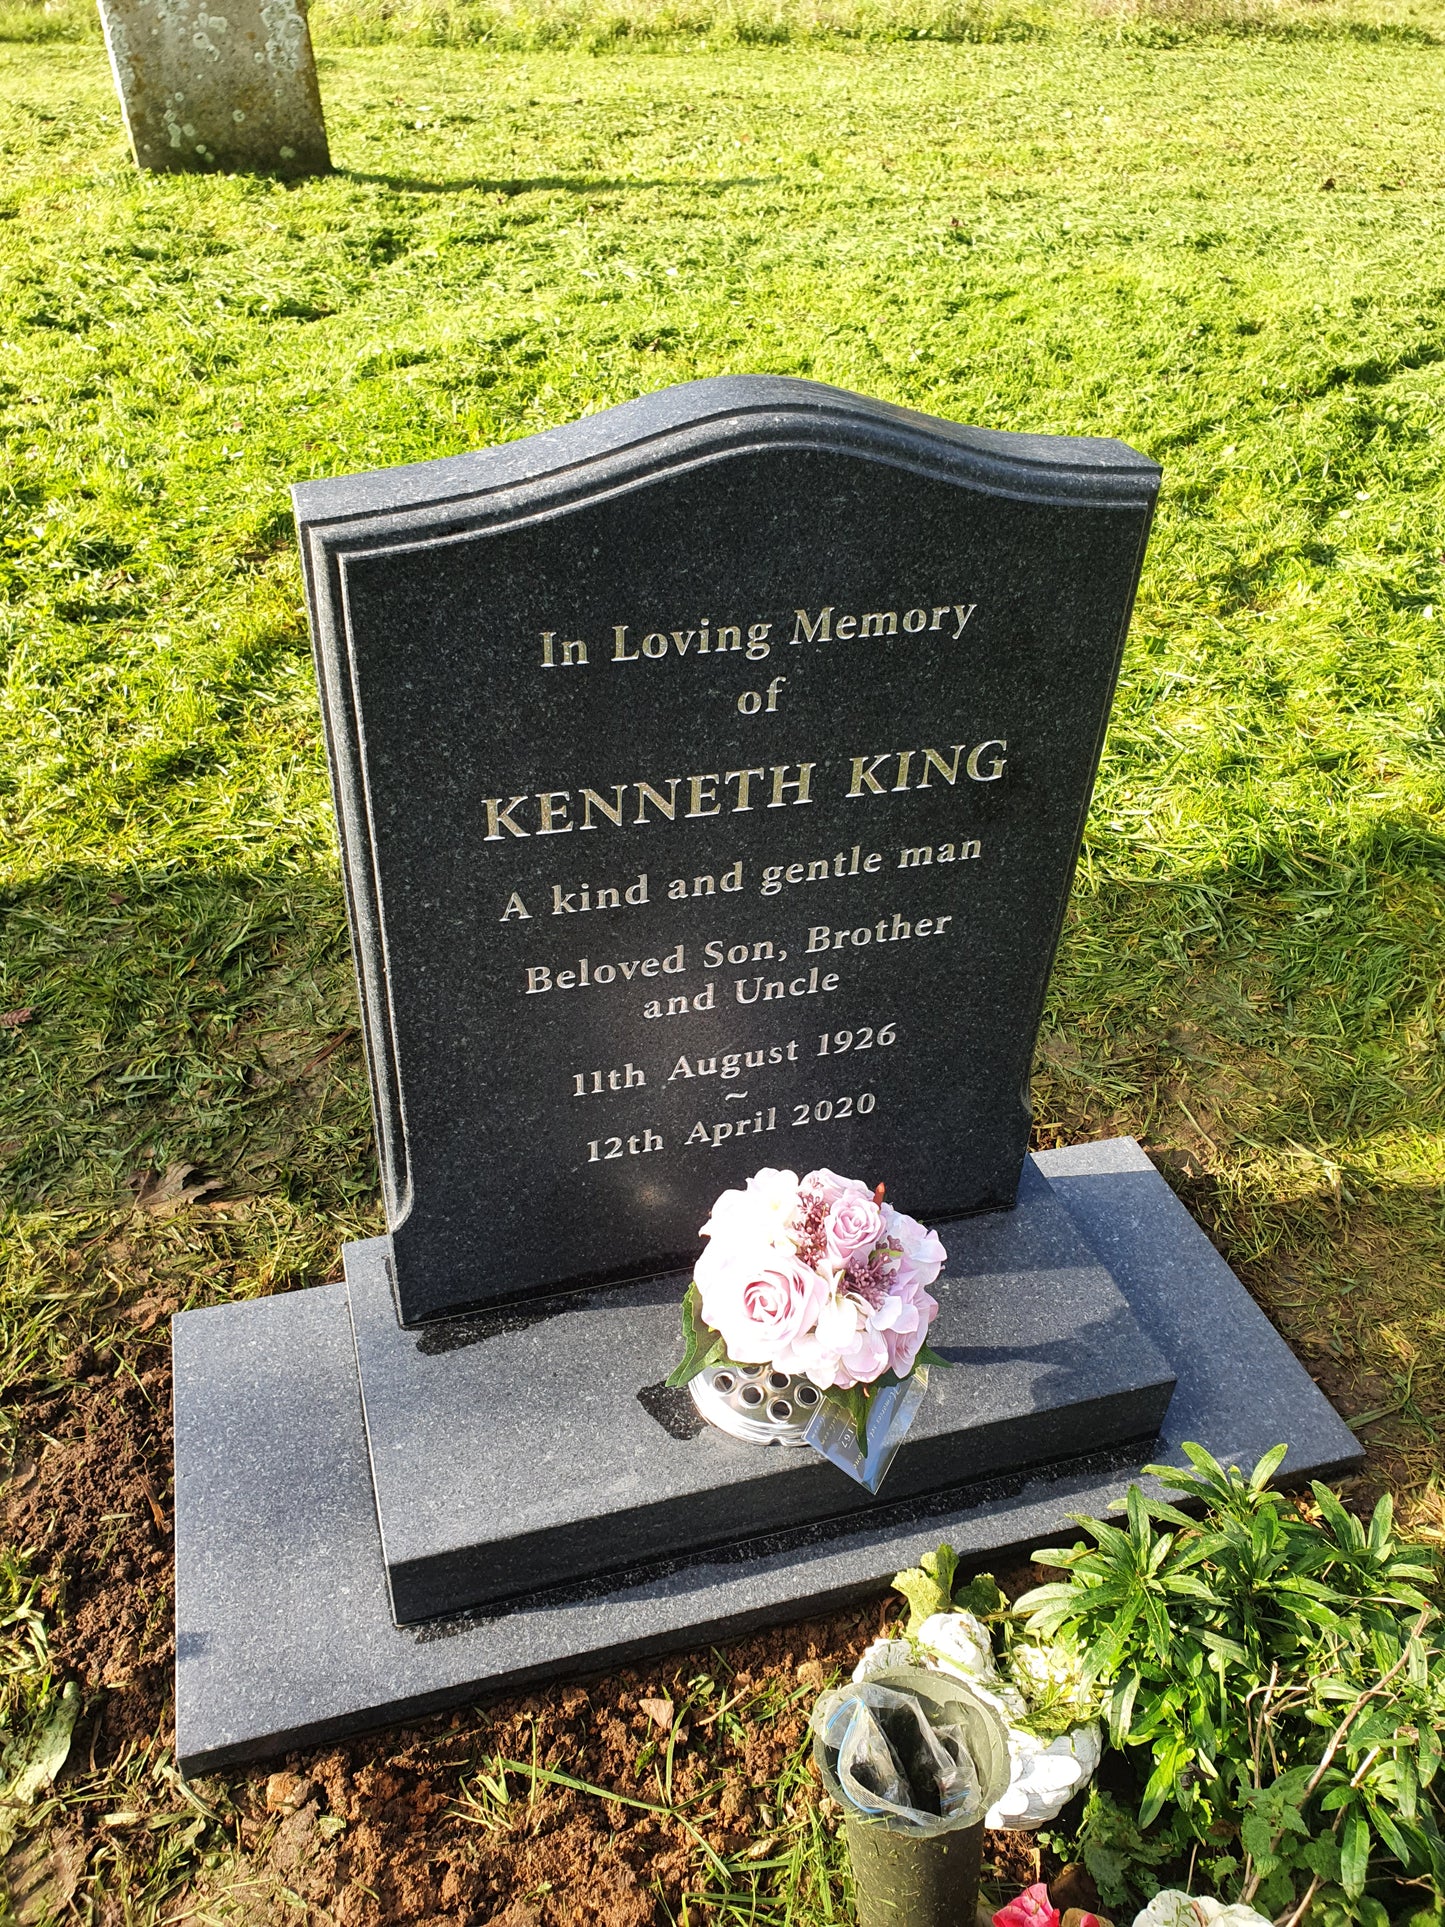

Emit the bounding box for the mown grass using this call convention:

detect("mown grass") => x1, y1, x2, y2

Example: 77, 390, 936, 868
7, 0, 1445, 48
1, 16, 1444, 1921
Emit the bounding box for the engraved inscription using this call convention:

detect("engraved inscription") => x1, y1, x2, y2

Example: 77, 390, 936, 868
495, 588, 1003, 1189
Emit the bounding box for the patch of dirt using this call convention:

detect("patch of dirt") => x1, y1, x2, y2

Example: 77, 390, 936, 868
3, 1344, 1057, 1924
1, 1825, 86, 1925
5, 1336, 176, 1751
213, 1633, 1052, 1927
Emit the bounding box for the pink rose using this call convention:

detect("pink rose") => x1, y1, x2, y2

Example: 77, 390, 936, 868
878, 1274, 940, 1376
823, 1194, 884, 1269
883, 1203, 946, 1294
801, 1166, 873, 1210
994, 1886, 1060, 1927
694, 1244, 827, 1366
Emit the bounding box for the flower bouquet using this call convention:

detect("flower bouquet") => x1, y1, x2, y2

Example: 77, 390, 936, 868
857, 1544, 1105, 1830
666, 1166, 950, 1490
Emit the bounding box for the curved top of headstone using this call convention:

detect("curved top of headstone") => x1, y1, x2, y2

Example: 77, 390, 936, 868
292, 375, 1159, 538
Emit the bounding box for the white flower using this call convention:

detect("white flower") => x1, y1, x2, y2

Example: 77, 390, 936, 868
882, 1201, 947, 1294
1197, 1903, 1278, 1927
914, 1611, 1005, 1690
1133, 1896, 1275, 1927
698, 1168, 801, 1252
785, 1287, 891, 1388
853, 1635, 915, 1678
1135, 1901, 1204, 1927
986, 1722, 1102, 1829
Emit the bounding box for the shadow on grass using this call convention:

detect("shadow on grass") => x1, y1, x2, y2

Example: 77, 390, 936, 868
3, 810, 1441, 1210
337, 168, 781, 194
0, 863, 372, 1218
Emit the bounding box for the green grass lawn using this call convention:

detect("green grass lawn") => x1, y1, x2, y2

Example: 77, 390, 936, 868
1, 19, 1444, 1921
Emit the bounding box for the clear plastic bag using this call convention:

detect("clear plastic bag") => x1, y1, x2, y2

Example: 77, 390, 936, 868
802, 1367, 929, 1493
811, 1682, 987, 1837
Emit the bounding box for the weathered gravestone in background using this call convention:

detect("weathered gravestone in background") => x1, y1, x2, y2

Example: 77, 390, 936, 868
170, 378, 1361, 1773
97, 0, 329, 176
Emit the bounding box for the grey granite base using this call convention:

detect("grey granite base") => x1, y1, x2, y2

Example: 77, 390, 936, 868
172, 1139, 1361, 1774
348, 1157, 1175, 1624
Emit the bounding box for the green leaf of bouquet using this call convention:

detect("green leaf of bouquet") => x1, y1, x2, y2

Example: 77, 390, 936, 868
952, 1572, 1004, 1618
914, 1343, 952, 1370
814, 1382, 870, 1462
664, 1281, 721, 1388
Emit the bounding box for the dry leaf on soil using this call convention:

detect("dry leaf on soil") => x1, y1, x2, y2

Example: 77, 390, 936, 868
132, 1162, 223, 1217
0, 1683, 82, 1861
265, 1772, 314, 1814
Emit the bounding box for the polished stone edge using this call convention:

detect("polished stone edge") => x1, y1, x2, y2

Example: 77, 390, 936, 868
173, 1139, 1361, 1775
292, 375, 1161, 530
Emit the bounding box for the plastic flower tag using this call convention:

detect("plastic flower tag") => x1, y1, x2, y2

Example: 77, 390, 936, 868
667, 1166, 949, 1491
803, 1365, 930, 1492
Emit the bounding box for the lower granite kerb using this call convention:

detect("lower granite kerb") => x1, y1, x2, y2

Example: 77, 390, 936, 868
343, 1156, 1175, 1622
171, 1138, 1361, 1774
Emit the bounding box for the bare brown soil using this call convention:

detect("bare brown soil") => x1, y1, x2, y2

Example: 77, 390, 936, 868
7, 1340, 176, 1754
5, 1336, 1059, 1924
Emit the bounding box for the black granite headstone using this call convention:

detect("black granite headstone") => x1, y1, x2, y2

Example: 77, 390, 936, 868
294, 376, 1160, 1326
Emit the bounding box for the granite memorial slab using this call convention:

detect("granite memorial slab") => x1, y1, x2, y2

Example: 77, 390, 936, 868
293, 375, 1160, 1324
349, 1159, 1174, 1624
172, 1139, 1362, 1774
171, 379, 1359, 1770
